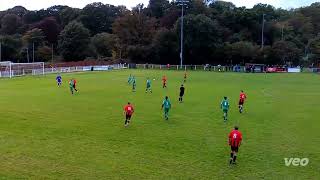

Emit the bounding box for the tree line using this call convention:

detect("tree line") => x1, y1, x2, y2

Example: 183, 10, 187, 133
0, 0, 319, 66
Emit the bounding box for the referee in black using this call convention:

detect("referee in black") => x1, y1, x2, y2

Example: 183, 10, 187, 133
179, 84, 185, 103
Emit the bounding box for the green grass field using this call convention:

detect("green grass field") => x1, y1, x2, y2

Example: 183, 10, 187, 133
0, 70, 319, 179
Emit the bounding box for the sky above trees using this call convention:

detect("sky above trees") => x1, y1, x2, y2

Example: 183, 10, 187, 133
0, 0, 319, 10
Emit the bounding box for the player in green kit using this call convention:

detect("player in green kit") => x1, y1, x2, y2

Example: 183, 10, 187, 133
220, 96, 230, 122
128, 74, 133, 84
145, 78, 152, 93
161, 96, 171, 120
69, 79, 74, 95
132, 76, 136, 92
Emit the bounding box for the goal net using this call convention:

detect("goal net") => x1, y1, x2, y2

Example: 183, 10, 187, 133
0, 61, 44, 78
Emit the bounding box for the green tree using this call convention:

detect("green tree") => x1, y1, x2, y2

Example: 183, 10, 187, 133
309, 36, 320, 63
288, 13, 314, 44
37, 46, 52, 61
152, 28, 179, 64
7, 6, 28, 17
159, 6, 180, 28
272, 41, 302, 65
23, 11, 41, 24
33, 17, 61, 44
117, 6, 130, 17
22, 28, 45, 62
59, 7, 81, 27
80, 2, 121, 35
148, 0, 170, 18
91, 33, 116, 58
127, 45, 153, 62
175, 14, 223, 64
226, 41, 259, 64
22, 28, 45, 48
132, 4, 146, 15
112, 14, 156, 59
58, 21, 90, 61
188, 0, 208, 15
1, 14, 22, 35
300, 3, 320, 35
46, 5, 68, 20
252, 4, 278, 19
0, 35, 22, 61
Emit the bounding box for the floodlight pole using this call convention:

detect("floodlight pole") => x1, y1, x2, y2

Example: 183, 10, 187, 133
51, 44, 54, 62
32, 42, 35, 63
9, 62, 12, 78
281, 25, 284, 41
27, 48, 29, 63
178, 0, 188, 69
261, 14, 265, 49
180, 4, 184, 68
42, 62, 45, 75
0, 42, 2, 62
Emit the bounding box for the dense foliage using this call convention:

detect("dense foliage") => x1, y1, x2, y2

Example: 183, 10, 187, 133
0, 1, 319, 65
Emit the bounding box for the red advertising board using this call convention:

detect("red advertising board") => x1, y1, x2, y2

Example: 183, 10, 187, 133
267, 67, 287, 73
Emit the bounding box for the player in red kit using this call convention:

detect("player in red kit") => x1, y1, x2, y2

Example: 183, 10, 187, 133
162, 75, 167, 88
238, 90, 247, 113
124, 102, 134, 127
228, 126, 243, 165
73, 78, 78, 92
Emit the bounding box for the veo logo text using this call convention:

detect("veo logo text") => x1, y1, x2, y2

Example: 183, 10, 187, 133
284, 158, 309, 166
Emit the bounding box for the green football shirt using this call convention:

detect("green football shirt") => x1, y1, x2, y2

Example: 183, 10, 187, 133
163, 99, 171, 109
221, 100, 229, 110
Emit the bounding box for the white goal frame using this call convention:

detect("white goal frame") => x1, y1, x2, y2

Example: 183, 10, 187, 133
0, 61, 44, 78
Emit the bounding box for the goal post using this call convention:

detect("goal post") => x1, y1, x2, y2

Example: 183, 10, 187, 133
0, 61, 45, 78
0, 61, 12, 78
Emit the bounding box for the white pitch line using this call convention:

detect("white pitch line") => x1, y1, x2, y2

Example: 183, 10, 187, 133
261, 89, 273, 97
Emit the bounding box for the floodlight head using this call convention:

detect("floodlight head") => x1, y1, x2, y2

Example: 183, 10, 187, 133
177, 0, 189, 6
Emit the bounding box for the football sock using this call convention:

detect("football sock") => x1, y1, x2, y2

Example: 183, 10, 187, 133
233, 155, 237, 162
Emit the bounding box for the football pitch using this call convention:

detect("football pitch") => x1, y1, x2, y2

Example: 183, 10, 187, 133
0, 70, 319, 179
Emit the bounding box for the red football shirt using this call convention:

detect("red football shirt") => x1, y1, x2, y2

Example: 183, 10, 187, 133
240, 92, 246, 101
162, 76, 167, 83
124, 105, 134, 115
73, 79, 77, 85
229, 130, 242, 147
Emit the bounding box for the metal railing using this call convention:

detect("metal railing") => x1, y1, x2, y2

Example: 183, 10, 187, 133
44, 64, 126, 74
0, 64, 126, 78
134, 64, 320, 73
134, 64, 246, 72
